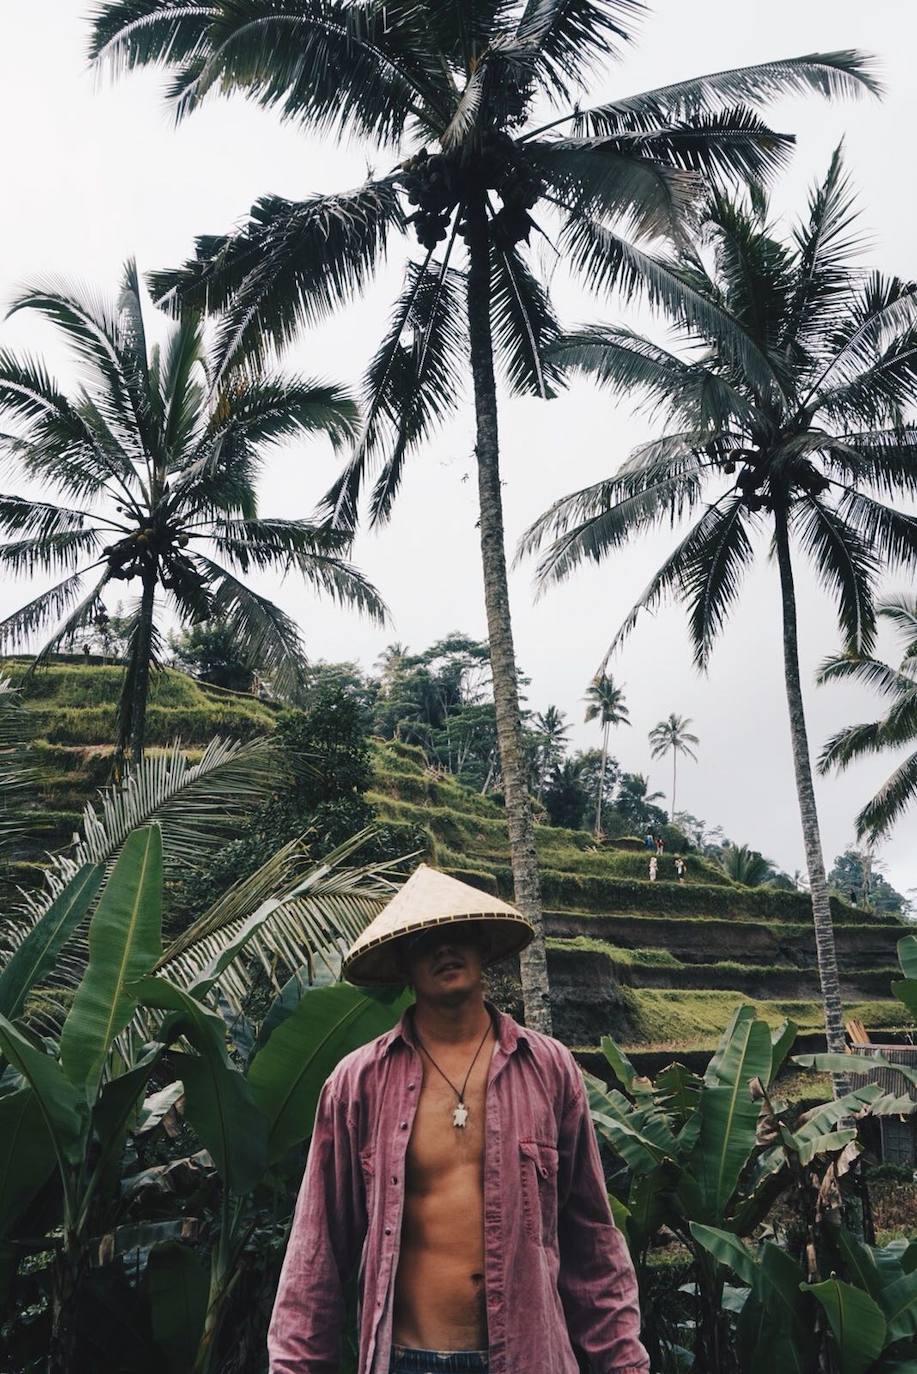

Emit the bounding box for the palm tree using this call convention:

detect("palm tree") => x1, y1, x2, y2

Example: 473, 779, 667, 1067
818, 595, 917, 839
584, 674, 630, 838
91, 3, 877, 1032
649, 713, 699, 818
0, 263, 382, 765
532, 704, 570, 798
720, 842, 775, 887
521, 153, 917, 1057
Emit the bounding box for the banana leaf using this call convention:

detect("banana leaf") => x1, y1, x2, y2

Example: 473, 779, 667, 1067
803, 1277, 887, 1374
60, 827, 163, 1101
898, 935, 917, 979
689, 1011, 772, 1222
0, 1087, 58, 1236
147, 1241, 210, 1374
0, 864, 102, 1020
248, 982, 411, 1164
0, 1012, 84, 1165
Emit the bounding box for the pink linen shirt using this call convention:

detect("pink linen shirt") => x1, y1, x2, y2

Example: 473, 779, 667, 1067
268, 1003, 649, 1374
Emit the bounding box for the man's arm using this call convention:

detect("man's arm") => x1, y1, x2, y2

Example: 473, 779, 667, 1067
555, 1058, 649, 1374
268, 1075, 366, 1374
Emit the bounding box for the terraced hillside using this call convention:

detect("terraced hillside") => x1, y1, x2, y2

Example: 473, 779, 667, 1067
6, 659, 908, 1053
369, 739, 907, 1051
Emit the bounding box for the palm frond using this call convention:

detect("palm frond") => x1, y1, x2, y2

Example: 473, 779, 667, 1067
835, 489, 917, 575
821, 428, 917, 498
515, 0, 642, 101
808, 272, 917, 404
148, 180, 403, 377
193, 553, 310, 696
0, 676, 36, 852
0, 495, 100, 539
573, 51, 882, 135
322, 256, 466, 530
528, 135, 696, 239
548, 325, 750, 428
792, 495, 878, 655
879, 595, 917, 653
488, 242, 560, 398
783, 143, 863, 352
558, 212, 786, 403
153, 830, 407, 1011
0, 529, 103, 578
88, 1, 218, 73
816, 653, 910, 697
0, 567, 105, 655
522, 450, 705, 587
681, 494, 754, 668
600, 495, 745, 668
185, 1, 448, 139
855, 751, 917, 841
556, 109, 793, 187
2, 734, 283, 978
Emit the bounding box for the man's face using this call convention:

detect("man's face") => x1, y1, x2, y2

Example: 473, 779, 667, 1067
403, 925, 487, 1003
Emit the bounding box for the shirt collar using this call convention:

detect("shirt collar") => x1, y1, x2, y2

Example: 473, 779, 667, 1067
380, 1000, 527, 1058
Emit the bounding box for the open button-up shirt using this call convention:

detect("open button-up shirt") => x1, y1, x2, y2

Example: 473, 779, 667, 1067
268, 1004, 649, 1374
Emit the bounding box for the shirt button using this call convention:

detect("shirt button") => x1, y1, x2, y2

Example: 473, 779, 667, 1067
400, 1121, 408, 1130
392, 1176, 398, 1185
385, 1227, 392, 1236
407, 1082, 416, 1091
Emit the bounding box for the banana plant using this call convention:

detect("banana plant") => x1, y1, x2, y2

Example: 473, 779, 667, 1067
693, 1223, 917, 1373
592, 1008, 917, 1372
0, 820, 409, 1373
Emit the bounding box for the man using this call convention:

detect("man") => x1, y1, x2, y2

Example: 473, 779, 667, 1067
268, 863, 648, 1374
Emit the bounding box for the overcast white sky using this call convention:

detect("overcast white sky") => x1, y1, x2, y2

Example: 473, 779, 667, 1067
2, 1, 916, 896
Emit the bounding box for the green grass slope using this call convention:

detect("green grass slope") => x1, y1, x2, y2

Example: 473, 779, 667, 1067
6, 660, 907, 1052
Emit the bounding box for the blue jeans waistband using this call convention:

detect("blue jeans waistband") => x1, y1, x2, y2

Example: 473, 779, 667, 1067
389, 1346, 489, 1372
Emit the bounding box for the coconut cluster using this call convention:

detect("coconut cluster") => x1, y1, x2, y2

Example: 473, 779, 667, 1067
102, 513, 189, 581
712, 447, 831, 512
400, 131, 544, 251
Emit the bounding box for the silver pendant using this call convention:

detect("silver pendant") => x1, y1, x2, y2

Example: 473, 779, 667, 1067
452, 1102, 469, 1128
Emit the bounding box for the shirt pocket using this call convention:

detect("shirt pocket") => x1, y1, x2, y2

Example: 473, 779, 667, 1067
519, 1139, 559, 1247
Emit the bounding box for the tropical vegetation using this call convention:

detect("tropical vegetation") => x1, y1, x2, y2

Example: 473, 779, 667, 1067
585, 673, 631, 837
649, 713, 699, 819
819, 594, 917, 839
89, 0, 877, 1033
0, 263, 379, 768
522, 153, 917, 1057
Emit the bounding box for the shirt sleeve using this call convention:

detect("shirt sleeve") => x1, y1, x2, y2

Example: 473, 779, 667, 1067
556, 1058, 649, 1374
268, 1075, 366, 1374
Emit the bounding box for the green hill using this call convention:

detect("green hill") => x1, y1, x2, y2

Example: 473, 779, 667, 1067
6, 658, 907, 1053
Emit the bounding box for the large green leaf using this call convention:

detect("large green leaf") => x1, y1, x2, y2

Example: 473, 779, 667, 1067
690, 1011, 772, 1222
796, 1051, 917, 1093
60, 827, 163, 1101
0, 864, 102, 1019
0, 1086, 58, 1236
803, 1278, 887, 1374
591, 1110, 671, 1173
881, 1268, 917, 1343
770, 1019, 798, 1083
894, 980, 917, 1025
898, 935, 917, 979
248, 982, 410, 1164
171, 1052, 267, 1194
600, 1035, 639, 1092
690, 1222, 757, 1287
0, 1012, 84, 1166
146, 1243, 209, 1374
133, 977, 267, 1193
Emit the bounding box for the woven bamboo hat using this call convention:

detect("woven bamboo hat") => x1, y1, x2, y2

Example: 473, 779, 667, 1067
342, 863, 534, 985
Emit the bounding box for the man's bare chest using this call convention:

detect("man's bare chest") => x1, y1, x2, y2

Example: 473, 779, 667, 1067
405, 1046, 494, 1180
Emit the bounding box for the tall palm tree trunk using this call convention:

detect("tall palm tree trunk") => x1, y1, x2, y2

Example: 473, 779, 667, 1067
129, 571, 156, 765
671, 750, 677, 820
466, 197, 551, 1034
596, 719, 610, 840
774, 513, 846, 1064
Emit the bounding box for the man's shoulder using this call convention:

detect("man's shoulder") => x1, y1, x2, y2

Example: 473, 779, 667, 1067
515, 1020, 580, 1080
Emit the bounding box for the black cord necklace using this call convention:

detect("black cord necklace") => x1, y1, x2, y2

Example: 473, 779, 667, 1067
414, 1013, 494, 1129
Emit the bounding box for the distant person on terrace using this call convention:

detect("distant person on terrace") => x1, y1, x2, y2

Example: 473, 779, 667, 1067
268, 864, 649, 1374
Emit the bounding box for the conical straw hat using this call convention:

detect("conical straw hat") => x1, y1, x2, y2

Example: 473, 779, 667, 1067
342, 863, 534, 985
